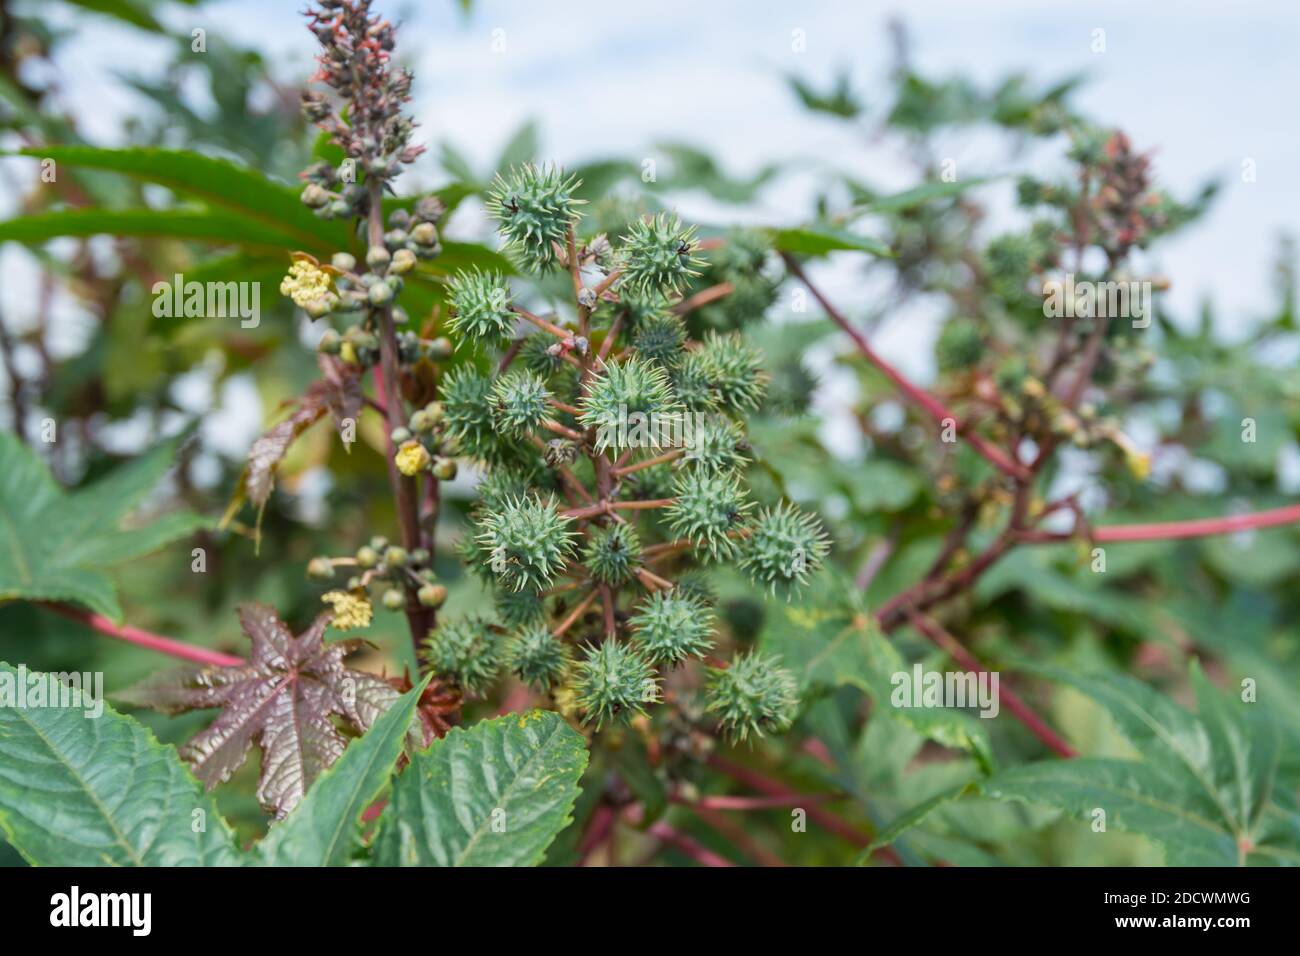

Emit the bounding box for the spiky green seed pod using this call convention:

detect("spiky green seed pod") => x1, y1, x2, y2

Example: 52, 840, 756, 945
574, 640, 657, 728
611, 285, 670, 330
446, 270, 515, 342
670, 351, 722, 412
417, 583, 448, 608
673, 570, 717, 607
739, 502, 831, 595
695, 332, 766, 412
477, 465, 545, 513
632, 312, 688, 368
624, 462, 677, 501
477, 494, 577, 592
578, 356, 681, 452
494, 587, 546, 629
582, 522, 643, 585
763, 356, 819, 418
421, 615, 504, 697
505, 624, 571, 692
307, 556, 335, 581
936, 319, 984, 372
690, 229, 778, 331
490, 369, 551, 435
682, 417, 748, 474
382, 588, 406, 611
706, 652, 799, 742
666, 470, 752, 561
440, 366, 525, 464
629, 591, 714, 666
486, 163, 584, 272
519, 330, 568, 377
618, 213, 702, 297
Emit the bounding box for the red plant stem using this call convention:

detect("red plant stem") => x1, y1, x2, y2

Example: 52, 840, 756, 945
368, 181, 434, 649
703, 753, 902, 863
673, 793, 829, 811
551, 590, 598, 638
905, 610, 1077, 758
781, 253, 1029, 482
577, 804, 618, 864
645, 820, 735, 867
513, 307, 572, 340
612, 447, 685, 477
672, 280, 734, 315
541, 418, 584, 442
1088, 503, 1300, 542
687, 804, 786, 867
45, 603, 244, 668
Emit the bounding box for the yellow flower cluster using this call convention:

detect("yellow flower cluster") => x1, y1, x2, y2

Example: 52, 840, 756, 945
321, 590, 373, 631
280, 260, 337, 310
395, 439, 431, 477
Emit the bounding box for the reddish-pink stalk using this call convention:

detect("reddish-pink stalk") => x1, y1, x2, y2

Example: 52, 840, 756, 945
645, 821, 735, 868
905, 610, 1077, 758
45, 603, 244, 668
781, 253, 1029, 481
1091, 503, 1300, 542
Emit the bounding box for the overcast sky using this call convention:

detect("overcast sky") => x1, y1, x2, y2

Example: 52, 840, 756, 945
5, 0, 1298, 456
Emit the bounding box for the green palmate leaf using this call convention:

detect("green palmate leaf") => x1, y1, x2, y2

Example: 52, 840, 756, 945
975, 666, 1297, 865
761, 585, 991, 763
257, 676, 429, 866
0, 661, 241, 866
860, 782, 977, 859
851, 176, 996, 216
13, 146, 350, 253
0, 434, 205, 622
767, 225, 892, 258
374, 710, 588, 866
0, 208, 310, 255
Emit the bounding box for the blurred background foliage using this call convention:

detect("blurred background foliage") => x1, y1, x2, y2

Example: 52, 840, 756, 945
0, 0, 1297, 866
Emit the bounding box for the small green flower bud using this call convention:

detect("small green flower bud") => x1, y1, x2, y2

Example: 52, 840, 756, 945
346, 575, 363, 590
331, 252, 357, 273
356, 545, 380, 568
384, 228, 409, 249
423, 401, 445, 424
410, 409, 433, 433
410, 221, 438, 245
368, 280, 394, 306
366, 245, 392, 270
388, 248, 417, 275
317, 328, 342, 354
307, 556, 335, 580
305, 297, 333, 319
385, 546, 409, 567
301, 183, 330, 208
390, 426, 412, 444
370, 535, 389, 552
382, 588, 406, 611
426, 337, 453, 359
410, 548, 430, 565
418, 583, 448, 608
432, 457, 458, 481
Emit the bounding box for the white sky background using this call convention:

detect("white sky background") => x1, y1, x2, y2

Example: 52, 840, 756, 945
3, 0, 1298, 461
